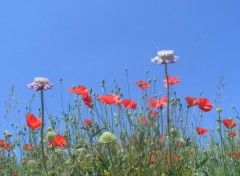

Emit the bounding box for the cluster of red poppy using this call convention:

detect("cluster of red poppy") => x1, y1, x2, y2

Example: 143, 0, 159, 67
0, 138, 10, 150
69, 85, 93, 108
98, 94, 137, 109
22, 144, 33, 150
25, 113, 67, 148
222, 118, 237, 129
137, 117, 149, 124
196, 118, 238, 136
185, 97, 214, 112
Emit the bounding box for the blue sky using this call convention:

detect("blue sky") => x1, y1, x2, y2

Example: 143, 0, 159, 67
0, 1, 240, 133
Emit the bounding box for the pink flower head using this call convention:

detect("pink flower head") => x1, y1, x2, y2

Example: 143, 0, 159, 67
27, 77, 53, 91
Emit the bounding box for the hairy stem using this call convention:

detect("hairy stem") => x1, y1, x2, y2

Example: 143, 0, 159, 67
164, 64, 174, 174
40, 90, 49, 176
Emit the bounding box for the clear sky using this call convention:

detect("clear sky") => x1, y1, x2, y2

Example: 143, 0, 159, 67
0, 1, 240, 133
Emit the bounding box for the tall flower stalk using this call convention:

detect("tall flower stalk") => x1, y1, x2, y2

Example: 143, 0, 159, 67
164, 63, 174, 173
40, 89, 48, 176
151, 50, 179, 174
27, 77, 53, 176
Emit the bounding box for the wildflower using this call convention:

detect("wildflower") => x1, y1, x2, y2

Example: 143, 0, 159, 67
83, 119, 93, 126
159, 135, 165, 141
53, 135, 67, 147
0, 138, 10, 150
69, 85, 93, 108
185, 97, 199, 106
27, 77, 53, 91
82, 94, 93, 108
177, 141, 184, 147
4, 130, 12, 138
123, 99, 137, 109
99, 132, 116, 144
216, 108, 223, 113
98, 94, 122, 105
136, 80, 150, 90
173, 155, 180, 161
26, 113, 42, 130
150, 110, 159, 118
68, 85, 88, 96
151, 50, 179, 64
228, 152, 240, 158
148, 96, 167, 108
163, 75, 180, 87
22, 144, 33, 150
149, 157, 155, 163
196, 127, 209, 135
198, 98, 214, 112
229, 131, 237, 138
222, 119, 237, 129
138, 117, 149, 124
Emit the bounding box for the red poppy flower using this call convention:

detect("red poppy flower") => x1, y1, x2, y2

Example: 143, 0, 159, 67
148, 96, 167, 108
149, 157, 155, 163
159, 135, 165, 141
98, 94, 122, 105
138, 117, 149, 124
228, 152, 240, 158
223, 119, 237, 129
123, 99, 137, 109
26, 113, 42, 130
229, 131, 237, 138
68, 85, 88, 96
82, 94, 93, 108
196, 127, 209, 135
177, 141, 184, 147
185, 97, 199, 106
83, 119, 93, 126
198, 98, 214, 112
163, 75, 180, 87
173, 155, 180, 161
69, 85, 93, 108
150, 110, 159, 118
0, 139, 10, 150
13, 173, 18, 176
136, 80, 150, 90
22, 144, 33, 150
53, 135, 67, 147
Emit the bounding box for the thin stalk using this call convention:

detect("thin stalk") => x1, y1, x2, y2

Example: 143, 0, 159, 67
217, 112, 227, 175
164, 64, 174, 174
40, 90, 49, 176
107, 144, 116, 176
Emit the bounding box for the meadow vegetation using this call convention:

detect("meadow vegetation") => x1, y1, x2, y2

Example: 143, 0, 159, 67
1, 50, 240, 176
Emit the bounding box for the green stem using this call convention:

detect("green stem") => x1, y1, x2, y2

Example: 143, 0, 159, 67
40, 90, 49, 176
164, 64, 174, 174
107, 143, 115, 176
